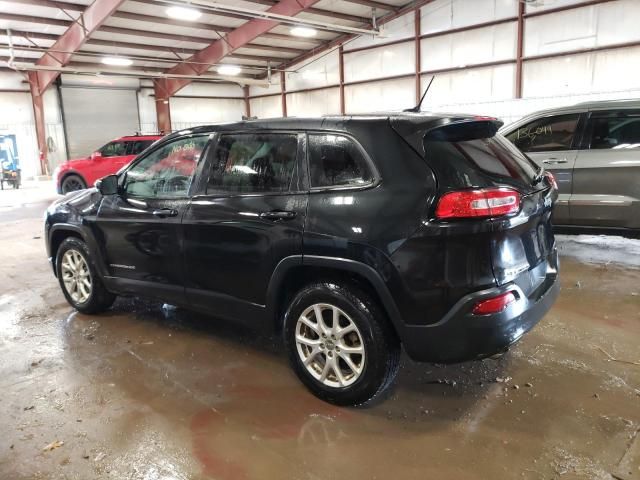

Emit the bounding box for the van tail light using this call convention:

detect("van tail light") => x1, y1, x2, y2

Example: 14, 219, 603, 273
435, 188, 521, 219
472, 291, 516, 315
544, 171, 558, 190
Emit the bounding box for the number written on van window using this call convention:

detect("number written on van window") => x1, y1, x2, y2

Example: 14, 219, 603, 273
506, 114, 580, 153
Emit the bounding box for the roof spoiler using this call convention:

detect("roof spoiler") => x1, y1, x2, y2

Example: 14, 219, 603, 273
390, 116, 504, 157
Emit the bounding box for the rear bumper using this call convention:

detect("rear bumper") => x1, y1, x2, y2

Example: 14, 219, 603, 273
402, 250, 559, 363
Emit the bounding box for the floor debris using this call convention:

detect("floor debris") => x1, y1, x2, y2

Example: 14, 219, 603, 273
42, 440, 64, 452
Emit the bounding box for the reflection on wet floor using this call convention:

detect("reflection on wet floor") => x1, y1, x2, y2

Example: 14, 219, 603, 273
1, 214, 639, 479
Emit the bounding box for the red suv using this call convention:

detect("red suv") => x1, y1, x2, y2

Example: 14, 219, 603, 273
54, 134, 163, 194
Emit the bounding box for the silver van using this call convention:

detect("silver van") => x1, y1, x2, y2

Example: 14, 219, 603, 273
501, 100, 640, 233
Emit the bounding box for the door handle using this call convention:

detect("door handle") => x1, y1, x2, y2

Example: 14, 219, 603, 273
259, 210, 297, 221
152, 208, 178, 218
542, 158, 568, 165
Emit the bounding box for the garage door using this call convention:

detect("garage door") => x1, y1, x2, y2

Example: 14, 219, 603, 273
60, 87, 140, 159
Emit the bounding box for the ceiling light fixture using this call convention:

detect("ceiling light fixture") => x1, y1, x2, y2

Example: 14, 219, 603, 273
217, 65, 241, 76
166, 6, 202, 21
290, 26, 317, 38
101, 56, 133, 66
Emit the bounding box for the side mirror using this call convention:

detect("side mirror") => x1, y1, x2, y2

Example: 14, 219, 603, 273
96, 174, 118, 195
91, 151, 103, 160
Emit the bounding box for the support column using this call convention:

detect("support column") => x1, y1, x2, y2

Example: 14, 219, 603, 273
27, 71, 48, 176
339, 44, 345, 115
243, 85, 251, 118
414, 9, 421, 104
154, 80, 172, 133
515, 1, 525, 99
280, 70, 287, 117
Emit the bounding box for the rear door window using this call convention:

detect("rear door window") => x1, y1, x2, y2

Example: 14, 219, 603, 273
100, 141, 127, 157
307, 134, 373, 188
506, 114, 580, 152
207, 133, 299, 193
586, 110, 640, 149
127, 140, 155, 156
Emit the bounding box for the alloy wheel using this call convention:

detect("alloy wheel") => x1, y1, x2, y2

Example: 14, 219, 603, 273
295, 303, 366, 388
62, 177, 84, 193
61, 249, 92, 304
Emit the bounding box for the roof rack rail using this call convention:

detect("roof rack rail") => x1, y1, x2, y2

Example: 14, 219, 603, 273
133, 131, 166, 136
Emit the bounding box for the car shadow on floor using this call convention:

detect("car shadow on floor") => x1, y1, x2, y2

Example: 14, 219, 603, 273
68, 296, 509, 422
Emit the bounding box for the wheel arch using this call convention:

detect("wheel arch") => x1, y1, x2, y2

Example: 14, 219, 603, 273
266, 255, 404, 338
48, 224, 108, 278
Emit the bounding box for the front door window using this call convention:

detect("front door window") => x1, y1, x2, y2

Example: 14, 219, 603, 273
124, 135, 209, 198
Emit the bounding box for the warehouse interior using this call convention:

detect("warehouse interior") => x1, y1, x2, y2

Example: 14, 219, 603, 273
1, 0, 639, 479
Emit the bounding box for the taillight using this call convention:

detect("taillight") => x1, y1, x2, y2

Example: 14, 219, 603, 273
472, 291, 516, 315
435, 188, 521, 219
544, 171, 558, 190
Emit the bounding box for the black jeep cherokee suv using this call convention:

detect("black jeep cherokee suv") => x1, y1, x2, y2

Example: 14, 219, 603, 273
45, 113, 559, 405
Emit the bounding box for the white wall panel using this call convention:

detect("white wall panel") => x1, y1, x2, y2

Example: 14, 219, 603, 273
421, 22, 516, 71
345, 13, 414, 51
525, 0, 589, 14
286, 49, 339, 91
170, 97, 244, 130
287, 88, 340, 117
138, 88, 158, 133
177, 83, 244, 97
0, 71, 26, 90
250, 77, 281, 97
421, 0, 516, 35
523, 46, 640, 97
525, 0, 640, 57
421, 64, 515, 109
345, 77, 414, 113
250, 95, 282, 119
343, 42, 414, 83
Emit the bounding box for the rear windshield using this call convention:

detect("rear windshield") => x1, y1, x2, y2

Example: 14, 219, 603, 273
456, 135, 537, 182
424, 123, 538, 184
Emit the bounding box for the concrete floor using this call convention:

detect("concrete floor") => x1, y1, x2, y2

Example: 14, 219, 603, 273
1, 184, 639, 480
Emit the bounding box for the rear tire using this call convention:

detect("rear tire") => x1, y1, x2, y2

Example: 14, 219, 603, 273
55, 237, 116, 314
283, 281, 400, 406
61, 174, 86, 194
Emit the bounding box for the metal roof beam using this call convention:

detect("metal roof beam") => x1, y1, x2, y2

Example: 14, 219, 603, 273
28, 0, 126, 93
0, 1, 323, 43
157, 0, 321, 97
270, 0, 435, 77
240, 0, 372, 23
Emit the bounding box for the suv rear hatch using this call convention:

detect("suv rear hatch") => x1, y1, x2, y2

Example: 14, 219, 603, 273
391, 115, 557, 291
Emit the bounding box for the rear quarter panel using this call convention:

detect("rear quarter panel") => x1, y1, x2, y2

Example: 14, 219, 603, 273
302, 120, 436, 317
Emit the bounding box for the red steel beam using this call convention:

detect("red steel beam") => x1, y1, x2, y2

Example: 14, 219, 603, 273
157, 0, 321, 97
154, 81, 172, 133
27, 72, 48, 175
31, 0, 126, 93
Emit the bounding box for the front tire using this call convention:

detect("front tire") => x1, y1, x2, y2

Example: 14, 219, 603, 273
56, 237, 116, 314
284, 281, 400, 406
61, 174, 86, 194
